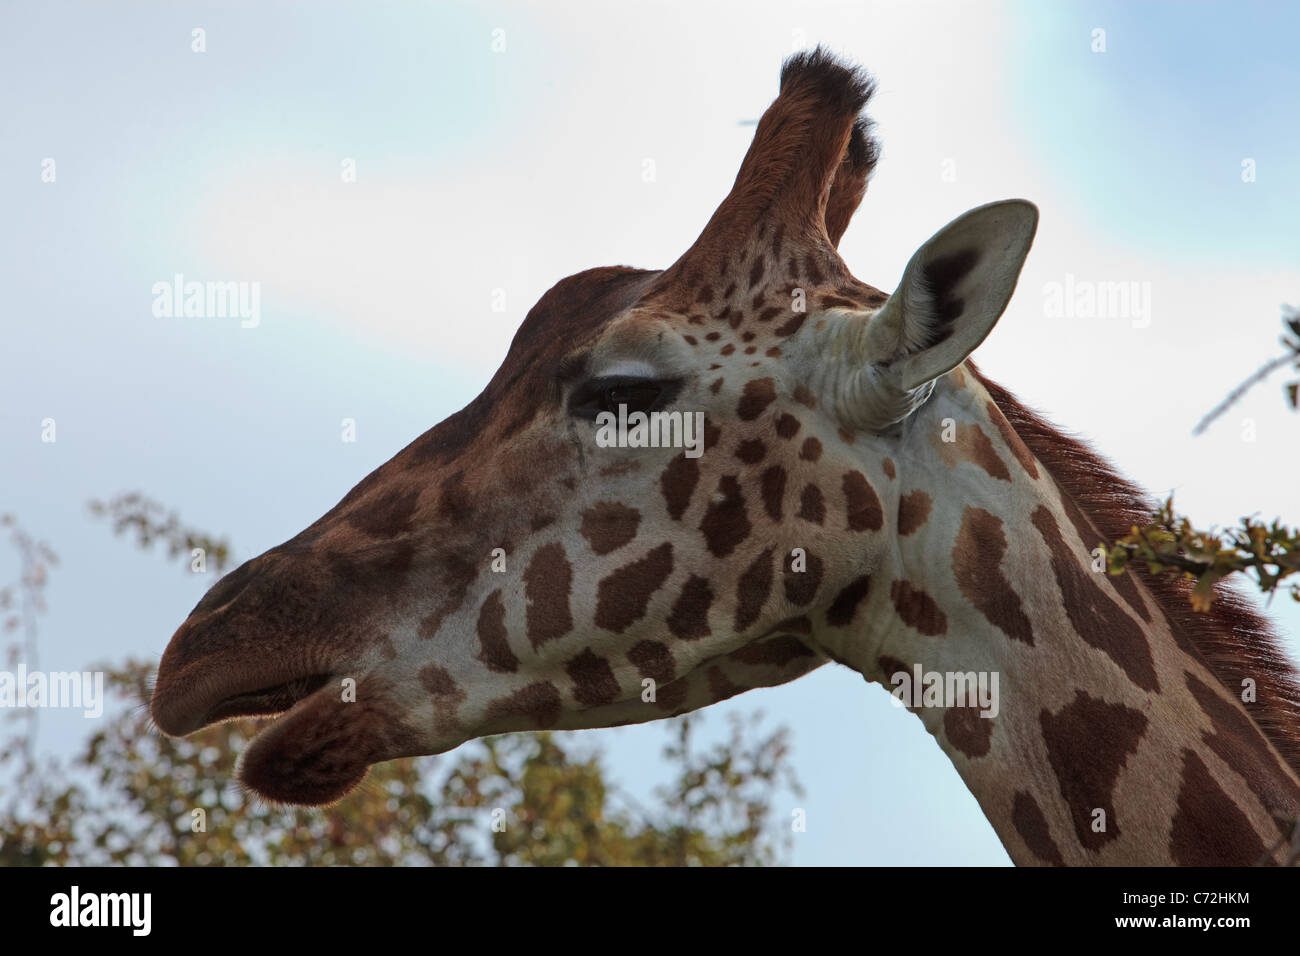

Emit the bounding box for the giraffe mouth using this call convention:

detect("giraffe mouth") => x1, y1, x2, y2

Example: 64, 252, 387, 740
151, 663, 338, 737
199, 673, 335, 726
156, 668, 382, 806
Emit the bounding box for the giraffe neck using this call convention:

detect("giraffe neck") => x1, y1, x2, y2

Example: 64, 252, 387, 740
820, 371, 1300, 865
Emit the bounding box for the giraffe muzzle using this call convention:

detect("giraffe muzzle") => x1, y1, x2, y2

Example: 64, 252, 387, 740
150, 659, 338, 737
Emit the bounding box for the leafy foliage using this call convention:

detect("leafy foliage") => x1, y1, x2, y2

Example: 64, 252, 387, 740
1107, 497, 1300, 611
88, 493, 232, 574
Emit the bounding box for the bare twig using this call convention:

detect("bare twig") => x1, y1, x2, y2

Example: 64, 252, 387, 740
1193, 305, 1300, 435
1192, 352, 1294, 436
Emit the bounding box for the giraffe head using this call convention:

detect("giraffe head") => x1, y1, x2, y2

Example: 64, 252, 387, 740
152, 49, 1037, 805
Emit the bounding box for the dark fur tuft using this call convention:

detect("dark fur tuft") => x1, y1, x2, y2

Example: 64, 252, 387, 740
781, 47, 880, 182
780, 47, 876, 119
848, 116, 881, 179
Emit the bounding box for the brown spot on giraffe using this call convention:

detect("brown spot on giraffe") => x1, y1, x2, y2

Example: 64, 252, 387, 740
735, 439, 766, 464
524, 542, 574, 649
486, 681, 563, 730
935, 423, 1012, 481
774, 313, 807, 337
1185, 672, 1300, 825
700, 476, 752, 556
944, 705, 993, 758
952, 507, 1035, 645
881, 457, 896, 480
782, 549, 823, 606
760, 466, 786, 520
566, 649, 620, 708
877, 655, 911, 688
735, 548, 775, 632
842, 471, 883, 531
889, 580, 947, 636
418, 663, 467, 731
660, 455, 699, 521
730, 634, 816, 668
1056, 491, 1151, 625
627, 640, 676, 684
897, 490, 932, 536
799, 437, 823, 461
595, 543, 674, 633
737, 378, 777, 420
1170, 749, 1269, 866
706, 665, 744, 702
984, 399, 1038, 479
475, 590, 518, 673
775, 413, 800, 440
1040, 691, 1147, 851
797, 484, 825, 524
580, 501, 641, 555
1011, 792, 1064, 866
652, 677, 689, 713
667, 575, 713, 641
1032, 505, 1156, 690
827, 575, 872, 627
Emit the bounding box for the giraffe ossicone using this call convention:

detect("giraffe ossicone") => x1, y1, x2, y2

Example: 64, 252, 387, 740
152, 48, 1300, 865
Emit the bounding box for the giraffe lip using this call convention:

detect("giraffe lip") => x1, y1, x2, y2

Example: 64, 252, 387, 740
198, 673, 334, 727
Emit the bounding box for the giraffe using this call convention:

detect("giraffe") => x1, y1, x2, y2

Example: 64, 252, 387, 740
152, 48, 1300, 865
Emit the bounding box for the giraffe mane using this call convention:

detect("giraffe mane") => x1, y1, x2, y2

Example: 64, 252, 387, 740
969, 361, 1300, 778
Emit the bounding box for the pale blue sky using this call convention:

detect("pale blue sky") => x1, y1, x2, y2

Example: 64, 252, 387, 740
2, 0, 1297, 865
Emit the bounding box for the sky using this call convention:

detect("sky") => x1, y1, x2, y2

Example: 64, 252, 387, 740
1, 0, 1298, 866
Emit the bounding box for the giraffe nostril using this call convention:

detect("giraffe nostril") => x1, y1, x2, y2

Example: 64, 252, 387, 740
189, 556, 260, 617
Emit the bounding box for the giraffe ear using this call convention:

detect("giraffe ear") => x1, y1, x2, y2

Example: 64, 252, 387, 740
865, 200, 1038, 391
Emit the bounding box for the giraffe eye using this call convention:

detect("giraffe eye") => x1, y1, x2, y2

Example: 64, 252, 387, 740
568, 376, 678, 421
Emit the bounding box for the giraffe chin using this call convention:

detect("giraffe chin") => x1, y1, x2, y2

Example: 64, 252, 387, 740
234, 682, 379, 807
